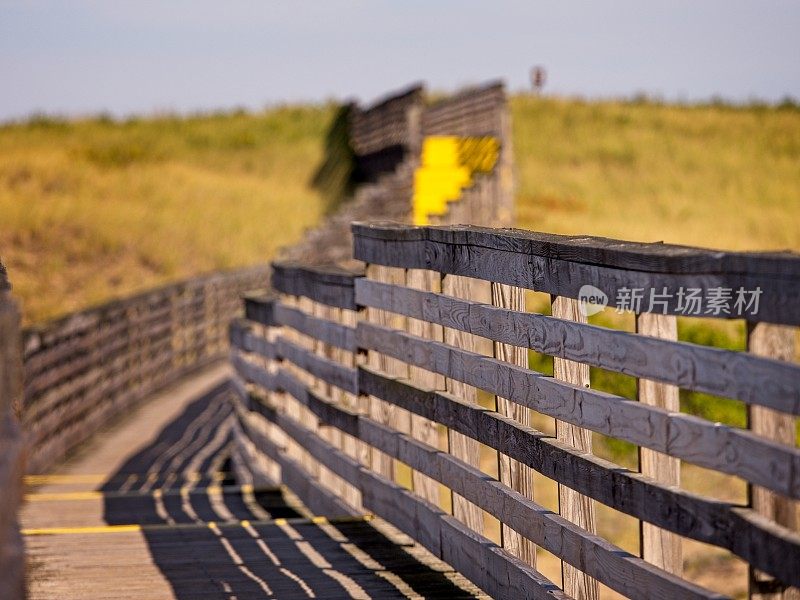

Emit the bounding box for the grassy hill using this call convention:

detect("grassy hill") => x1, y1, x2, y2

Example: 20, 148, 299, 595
0, 105, 334, 323
513, 96, 800, 251
1, 97, 798, 324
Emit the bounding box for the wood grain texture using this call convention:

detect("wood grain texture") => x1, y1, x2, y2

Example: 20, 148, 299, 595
746, 322, 799, 600
357, 366, 800, 588
273, 302, 357, 351
240, 351, 800, 589
405, 269, 444, 505
364, 265, 409, 481
304, 388, 719, 599
442, 274, 490, 534
352, 222, 800, 277
551, 296, 598, 600
271, 261, 361, 310
492, 282, 537, 566
276, 336, 358, 394
354, 278, 800, 414
356, 321, 800, 499
351, 223, 800, 326
248, 392, 570, 600
637, 312, 683, 576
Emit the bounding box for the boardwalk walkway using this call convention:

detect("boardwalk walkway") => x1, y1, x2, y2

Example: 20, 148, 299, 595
21, 366, 483, 599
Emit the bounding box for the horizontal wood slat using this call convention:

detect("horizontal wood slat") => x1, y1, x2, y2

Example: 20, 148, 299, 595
357, 366, 800, 587
236, 385, 570, 600
271, 262, 363, 310
352, 223, 800, 326
353, 222, 800, 277
244, 381, 720, 600
355, 278, 800, 415
275, 337, 359, 395
231, 343, 800, 588
229, 319, 277, 360
356, 321, 800, 499
273, 303, 357, 352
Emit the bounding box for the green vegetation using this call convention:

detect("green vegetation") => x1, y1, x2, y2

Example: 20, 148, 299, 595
0, 105, 335, 323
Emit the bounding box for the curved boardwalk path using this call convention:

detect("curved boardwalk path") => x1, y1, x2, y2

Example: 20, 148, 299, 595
21, 366, 483, 599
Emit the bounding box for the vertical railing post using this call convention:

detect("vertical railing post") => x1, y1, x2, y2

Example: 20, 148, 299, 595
0, 285, 26, 600
551, 295, 599, 600
492, 282, 536, 566
405, 268, 446, 505
746, 321, 798, 600
442, 274, 490, 533
636, 312, 683, 575
364, 264, 410, 482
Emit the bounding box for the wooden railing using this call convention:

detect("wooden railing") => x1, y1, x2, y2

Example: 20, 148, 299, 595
21, 264, 270, 474
230, 222, 800, 600
0, 275, 25, 599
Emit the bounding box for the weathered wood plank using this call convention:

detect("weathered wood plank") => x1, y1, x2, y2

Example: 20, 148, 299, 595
243, 293, 277, 326
276, 337, 359, 394
442, 273, 488, 533
551, 295, 598, 600
746, 322, 799, 600
356, 321, 800, 499
637, 312, 683, 576
439, 516, 571, 600
248, 392, 569, 600
229, 319, 277, 360
354, 278, 800, 414
357, 366, 800, 587
491, 282, 537, 566
364, 265, 410, 481
351, 223, 800, 326
250, 373, 722, 599
352, 222, 800, 277
271, 261, 362, 310
272, 302, 357, 352
405, 268, 444, 505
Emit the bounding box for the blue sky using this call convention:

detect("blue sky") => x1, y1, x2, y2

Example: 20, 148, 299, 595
2, 0, 799, 120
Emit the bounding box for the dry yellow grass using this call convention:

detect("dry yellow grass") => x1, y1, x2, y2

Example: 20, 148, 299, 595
512, 96, 800, 252
0, 106, 335, 324
3, 97, 798, 324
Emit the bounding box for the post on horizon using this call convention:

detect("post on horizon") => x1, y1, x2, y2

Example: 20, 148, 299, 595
530, 65, 547, 95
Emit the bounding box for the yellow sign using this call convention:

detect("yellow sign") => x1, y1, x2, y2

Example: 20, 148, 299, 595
412, 136, 499, 225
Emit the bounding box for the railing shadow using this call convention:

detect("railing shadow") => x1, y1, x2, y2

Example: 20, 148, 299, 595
310, 103, 356, 216
100, 382, 474, 598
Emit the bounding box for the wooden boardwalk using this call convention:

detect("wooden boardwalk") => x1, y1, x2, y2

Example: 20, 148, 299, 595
21, 366, 483, 599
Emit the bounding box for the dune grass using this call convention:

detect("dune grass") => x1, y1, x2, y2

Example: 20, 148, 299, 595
0, 105, 334, 324
2, 96, 797, 324
512, 95, 800, 252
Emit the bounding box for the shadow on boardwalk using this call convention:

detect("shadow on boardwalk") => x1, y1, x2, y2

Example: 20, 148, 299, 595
101, 381, 477, 599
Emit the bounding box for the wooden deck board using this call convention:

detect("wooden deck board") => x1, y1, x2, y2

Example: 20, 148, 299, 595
22, 367, 483, 599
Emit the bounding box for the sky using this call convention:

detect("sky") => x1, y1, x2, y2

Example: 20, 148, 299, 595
2, 0, 799, 121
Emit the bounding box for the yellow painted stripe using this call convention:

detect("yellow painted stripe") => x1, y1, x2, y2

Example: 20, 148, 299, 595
24, 474, 109, 485
26, 484, 276, 502
22, 515, 375, 536
25, 471, 232, 486
26, 491, 106, 501
23, 524, 143, 536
